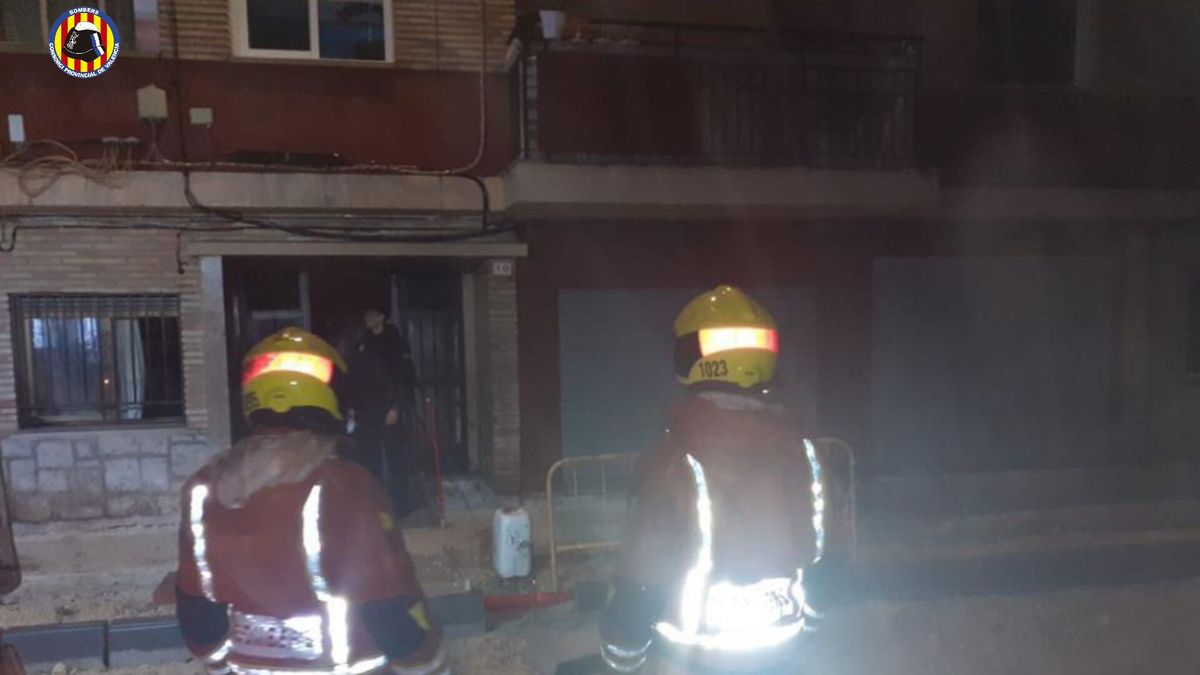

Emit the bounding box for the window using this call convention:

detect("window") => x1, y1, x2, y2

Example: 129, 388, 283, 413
0, 0, 159, 52
10, 295, 184, 428
979, 0, 1077, 85
232, 0, 392, 62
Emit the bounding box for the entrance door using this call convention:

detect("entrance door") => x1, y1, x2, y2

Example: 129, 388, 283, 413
223, 258, 469, 471
391, 272, 468, 473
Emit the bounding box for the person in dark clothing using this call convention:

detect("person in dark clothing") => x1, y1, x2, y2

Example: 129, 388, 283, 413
345, 309, 419, 515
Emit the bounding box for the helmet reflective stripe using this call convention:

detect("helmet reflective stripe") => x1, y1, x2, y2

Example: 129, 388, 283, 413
243, 352, 335, 386
241, 327, 346, 424
189, 484, 217, 602
697, 326, 778, 357
673, 286, 779, 389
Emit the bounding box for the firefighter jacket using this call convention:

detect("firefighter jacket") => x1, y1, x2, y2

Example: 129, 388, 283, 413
175, 429, 446, 675
601, 390, 824, 673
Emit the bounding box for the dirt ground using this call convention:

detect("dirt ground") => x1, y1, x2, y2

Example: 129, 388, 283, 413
21, 578, 1200, 675
12, 512, 1200, 675
0, 506, 603, 627
2, 518, 178, 626
1, 513, 498, 627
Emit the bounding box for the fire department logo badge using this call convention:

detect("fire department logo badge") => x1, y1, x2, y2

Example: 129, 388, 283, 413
48, 7, 120, 78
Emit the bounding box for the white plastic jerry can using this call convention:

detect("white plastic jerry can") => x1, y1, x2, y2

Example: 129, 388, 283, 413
493, 506, 532, 579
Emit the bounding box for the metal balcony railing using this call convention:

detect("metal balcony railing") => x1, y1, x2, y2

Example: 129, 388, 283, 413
512, 24, 921, 170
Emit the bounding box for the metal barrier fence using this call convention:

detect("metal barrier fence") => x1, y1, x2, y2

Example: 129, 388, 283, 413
544, 438, 858, 592
545, 453, 639, 592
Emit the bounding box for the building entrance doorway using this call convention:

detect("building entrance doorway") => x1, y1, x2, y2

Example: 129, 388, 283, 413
223, 257, 469, 475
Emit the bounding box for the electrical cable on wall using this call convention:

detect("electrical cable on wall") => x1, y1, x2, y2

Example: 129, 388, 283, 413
0, 139, 134, 200
165, 0, 496, 243
0, 0, 502, 253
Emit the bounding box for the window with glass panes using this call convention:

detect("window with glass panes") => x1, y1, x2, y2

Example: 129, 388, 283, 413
10, 294, 184, 428
233, 0, 391, 62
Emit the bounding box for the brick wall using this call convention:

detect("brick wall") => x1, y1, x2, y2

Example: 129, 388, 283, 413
157, 0, 515, 70
159, 0, 230, 60
395, 0, 515, 71
0, 226, 213, 522
475, 261, 521, 492
0, 223, 524, 516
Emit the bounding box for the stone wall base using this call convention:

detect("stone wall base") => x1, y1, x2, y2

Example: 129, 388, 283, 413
1, 428, 213, 522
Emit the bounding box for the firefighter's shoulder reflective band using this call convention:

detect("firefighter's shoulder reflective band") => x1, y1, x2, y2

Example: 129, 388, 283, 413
803, 439, 825, 561
326, 597, 351, 666
301, 484, 330, 599
654, 454, 714, 647
654, 454, 811, 652
301, 483, 355, 668
189, 484, 217, 602
678, 454, 713, 636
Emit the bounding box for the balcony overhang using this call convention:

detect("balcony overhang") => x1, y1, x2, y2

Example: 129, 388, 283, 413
499, 160, 941, 219
0, 169, 497, 215
184, 239, 527, 258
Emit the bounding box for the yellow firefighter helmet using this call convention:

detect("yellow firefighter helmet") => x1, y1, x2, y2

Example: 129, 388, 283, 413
242, 327, 348, 429
673, 285, 778, 389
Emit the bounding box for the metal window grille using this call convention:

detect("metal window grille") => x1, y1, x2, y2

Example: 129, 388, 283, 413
398, 309, 468, 473
10, 294, 184, 428
515, 29, 921, 169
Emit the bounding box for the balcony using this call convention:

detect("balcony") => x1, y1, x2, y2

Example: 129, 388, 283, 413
512, 25, 922, 170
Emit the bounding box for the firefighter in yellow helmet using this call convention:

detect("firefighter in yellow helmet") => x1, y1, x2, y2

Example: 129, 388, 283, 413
601, 286, 826, 674
175, 328, 449, 675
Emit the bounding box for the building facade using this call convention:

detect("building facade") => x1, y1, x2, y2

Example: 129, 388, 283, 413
2, 0, 1200, 521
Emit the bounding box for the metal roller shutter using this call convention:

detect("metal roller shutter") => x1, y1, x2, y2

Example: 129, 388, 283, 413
559, 288, 816, 459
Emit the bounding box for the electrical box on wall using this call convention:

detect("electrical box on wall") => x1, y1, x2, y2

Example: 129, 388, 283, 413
136, 85, 168, 121
6, 114, 25, 144
189, 107, 214, 126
